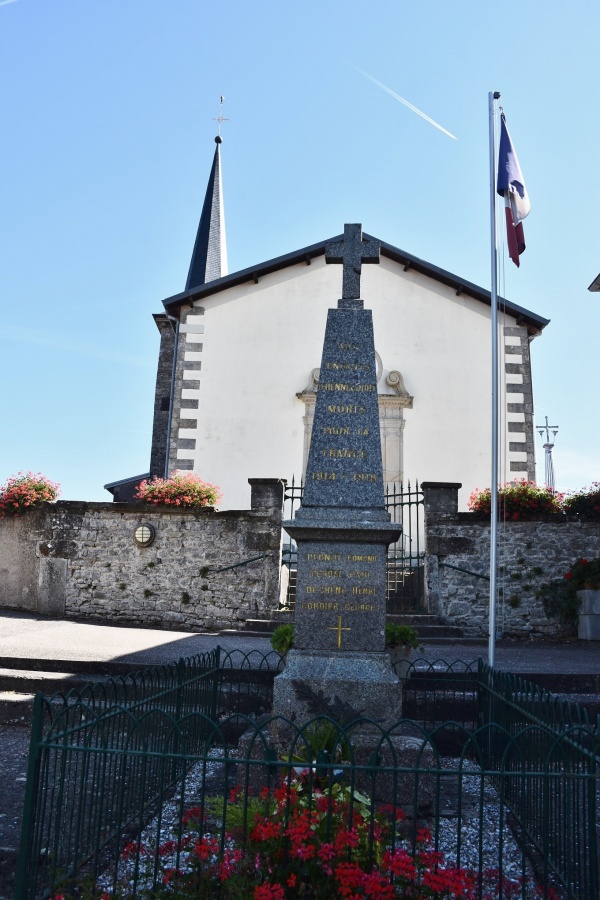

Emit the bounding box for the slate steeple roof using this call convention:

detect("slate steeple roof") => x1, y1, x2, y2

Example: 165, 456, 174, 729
185, 136, 228, 289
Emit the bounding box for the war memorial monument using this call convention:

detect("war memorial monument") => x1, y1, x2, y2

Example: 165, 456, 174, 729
273, 223, 404, 723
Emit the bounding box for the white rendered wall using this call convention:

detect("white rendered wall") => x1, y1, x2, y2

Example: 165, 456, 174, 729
173, 255, 529, 510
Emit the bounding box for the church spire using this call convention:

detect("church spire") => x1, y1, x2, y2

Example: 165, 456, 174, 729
185, 102, 228, 290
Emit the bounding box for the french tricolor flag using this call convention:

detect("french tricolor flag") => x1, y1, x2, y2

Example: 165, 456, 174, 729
497, 113, 530, 267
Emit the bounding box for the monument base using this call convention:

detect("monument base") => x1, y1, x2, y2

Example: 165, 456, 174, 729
272, 648, 402, 727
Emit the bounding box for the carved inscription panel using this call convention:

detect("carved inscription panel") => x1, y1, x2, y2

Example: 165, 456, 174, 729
294, 541, 387, 652
302, 309, 385, 509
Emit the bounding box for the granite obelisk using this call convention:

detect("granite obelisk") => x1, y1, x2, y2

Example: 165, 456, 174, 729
273, 224, 403, 724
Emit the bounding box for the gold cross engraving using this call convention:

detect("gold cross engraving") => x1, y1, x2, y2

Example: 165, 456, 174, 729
327, 615, 351, 649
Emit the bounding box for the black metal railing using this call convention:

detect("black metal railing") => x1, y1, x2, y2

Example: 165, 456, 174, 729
281, 477, 426, 613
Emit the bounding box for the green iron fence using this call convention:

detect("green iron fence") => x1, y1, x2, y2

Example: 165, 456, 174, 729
476, 661, 599, 900
282, 477, 426, 612
16, 652, 599, 899
16, 648, 222, 900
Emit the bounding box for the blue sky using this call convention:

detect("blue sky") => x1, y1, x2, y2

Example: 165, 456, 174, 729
1, 0, 598, 501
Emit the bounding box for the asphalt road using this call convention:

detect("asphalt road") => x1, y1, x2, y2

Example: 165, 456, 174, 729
0, 610, 599, 674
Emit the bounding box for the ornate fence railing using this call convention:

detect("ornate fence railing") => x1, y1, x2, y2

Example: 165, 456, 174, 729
15, 652, 600, 900
476, 660, 599, 899
282, 478, 426, 612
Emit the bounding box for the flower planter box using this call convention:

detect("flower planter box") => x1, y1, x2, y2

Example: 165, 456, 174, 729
577, 590, 600, 640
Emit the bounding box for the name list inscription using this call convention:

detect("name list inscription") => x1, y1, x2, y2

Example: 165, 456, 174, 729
295, 541, 387, 651
300, 551, 380, 608
304, 327, 383, 501
289, 300, 394, 653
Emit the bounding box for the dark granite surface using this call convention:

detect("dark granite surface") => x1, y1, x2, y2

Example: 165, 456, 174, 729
282, 222, 400, 663
300, 308, 385, 510
294, 540, 387, 652
273, 649, 402, 728
325, 223, 380, 301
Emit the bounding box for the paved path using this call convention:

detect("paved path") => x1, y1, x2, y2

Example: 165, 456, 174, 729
1, 610, 599, 675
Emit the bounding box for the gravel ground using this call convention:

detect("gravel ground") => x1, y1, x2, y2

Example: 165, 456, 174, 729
96, 753, 550, 898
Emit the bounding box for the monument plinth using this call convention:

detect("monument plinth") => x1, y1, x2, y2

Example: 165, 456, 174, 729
273, 224, 403, 725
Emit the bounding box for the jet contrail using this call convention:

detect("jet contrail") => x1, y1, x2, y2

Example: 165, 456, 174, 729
0, 0, 21, 6
354, 65, 458, 141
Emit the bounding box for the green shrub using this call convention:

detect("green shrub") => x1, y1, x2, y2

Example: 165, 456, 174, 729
537, 557, 600, 626
288, 720, 352, 765
385, 622, 422, 650
270, 623, 294, 655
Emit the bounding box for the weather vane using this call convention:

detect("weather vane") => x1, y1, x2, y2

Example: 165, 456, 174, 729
213, 95, 228, 138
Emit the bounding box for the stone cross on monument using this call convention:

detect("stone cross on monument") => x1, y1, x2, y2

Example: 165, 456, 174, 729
273, 223, 403, 726
325, 223, 381, 305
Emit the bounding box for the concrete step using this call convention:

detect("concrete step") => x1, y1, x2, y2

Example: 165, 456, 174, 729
386, 614, 465, 641
242, 617, 292, 632
0, 656, 139, 676
272, 609, 294, 620
219, 628, 276, 639
230, 618, 466, 642
409, 625, 465, 639
549, 694, 600, 718
386, 614, 445, 626
217, 616, 292, 637
0, 657, 144, 707
0, 667, 107, 696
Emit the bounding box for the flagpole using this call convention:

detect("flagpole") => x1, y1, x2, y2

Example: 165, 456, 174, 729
488, 90, 500, 669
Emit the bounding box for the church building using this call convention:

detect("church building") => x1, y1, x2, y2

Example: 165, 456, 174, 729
105, 134, 549, 511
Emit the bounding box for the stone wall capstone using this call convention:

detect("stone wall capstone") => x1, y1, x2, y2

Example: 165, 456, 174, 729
0, 479, 285, 632
422, 482, 600, 639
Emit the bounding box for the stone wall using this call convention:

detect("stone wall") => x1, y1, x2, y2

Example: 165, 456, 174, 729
422, 483, 600, 639
0, 479, 284, 632
4, 478, 599, 639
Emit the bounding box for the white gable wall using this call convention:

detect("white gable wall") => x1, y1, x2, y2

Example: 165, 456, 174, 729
168, 255, 532, 510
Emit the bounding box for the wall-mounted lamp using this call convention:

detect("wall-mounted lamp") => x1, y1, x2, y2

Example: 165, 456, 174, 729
134, 524, 156, 547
